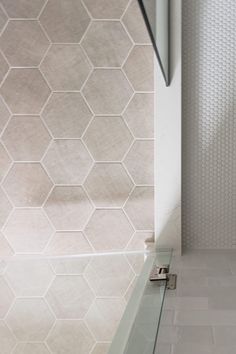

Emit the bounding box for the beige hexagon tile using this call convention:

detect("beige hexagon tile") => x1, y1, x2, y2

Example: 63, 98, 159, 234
50, 257, 90, 276
6, 298, 55, 341
1, 0, 46, 18
126, 253, 146, 275
44, 186, 93, 230
0, 51, 9, 84
3, 163, 52, 207
42, 92, 92, 139
124, 140, 154, 185
82, 21, 132, 67
0, 321, 16, 354
47, 320, 95, 354
0, 7, 7, 33
91, 343, 110, 354
82, 69, 133, 115
122, 0, 150, 44
0, 142, 11, 181
44, 231, 93, 256
43, 140, 93, 185
13, 343, 50, 354
0, 96, 10, 134
123, 45, 154, 91
83, 116, 133, 162
126, 231, 154, 251
84, 255, 134, 296
40, 0, 90, 43
84, 163, 133, 207
0, 20, 49, 66
5, 259, 54, 296
40, 44, 92, 91
3, 209, 54, 253
2, 116, 51, 161
124, 186, 154, 230
83, 0, 129, 19
0, 187, 12, 228
85, 298, 126, 341
0, 232, 13, 258
0, 69, 51, 114
123, 93, 154, 138
85, 209, 134, 251
46, 275, 94, 319
0, 276, 14, 317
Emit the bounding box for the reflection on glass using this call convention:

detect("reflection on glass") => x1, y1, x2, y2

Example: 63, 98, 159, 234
138, 0, 170, 86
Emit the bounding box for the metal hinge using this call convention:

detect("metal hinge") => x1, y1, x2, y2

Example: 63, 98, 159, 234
149, 265, 177, 290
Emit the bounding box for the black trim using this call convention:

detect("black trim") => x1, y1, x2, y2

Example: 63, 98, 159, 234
137, 0, 170, 86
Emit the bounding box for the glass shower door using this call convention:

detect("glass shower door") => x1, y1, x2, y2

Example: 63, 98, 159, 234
108, 249, 172, 354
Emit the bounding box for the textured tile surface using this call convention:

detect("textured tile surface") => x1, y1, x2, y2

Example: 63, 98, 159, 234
182, 0, 236, 248
0, 0, 154, 258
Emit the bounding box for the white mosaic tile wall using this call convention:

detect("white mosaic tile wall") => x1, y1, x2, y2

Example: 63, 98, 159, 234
182, 0, 236, 248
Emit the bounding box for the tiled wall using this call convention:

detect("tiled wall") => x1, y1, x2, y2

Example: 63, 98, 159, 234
0, 0, 154, 257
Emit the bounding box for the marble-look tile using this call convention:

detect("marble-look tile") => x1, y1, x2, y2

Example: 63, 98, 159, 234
47, 320, 95, 354
0, 276, 14, 318
40, 0, 90, 43
0, 142, 11, 181
1, 0, 46, 18
0, 321, 16, 354
0, 69, 50, 114
46, 275, 94, 319
0, 20, 49, 66
0, 96, 10, 135
82, 21, 132, 67
13, 343, 50, 354
83, 0, 129, 19
6, 298, 55, 341
45, 232, 92, 256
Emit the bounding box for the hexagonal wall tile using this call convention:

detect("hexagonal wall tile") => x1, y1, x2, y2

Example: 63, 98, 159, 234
0, 321, 16, 354
91, 343, 110, 354
5, 259, 54, 296
0, 277, 14, 318
124, 186, 154, 230
44, 186, 93, 230
47, 320, 95, 354
84, 163, 133, 207
0, 96, 10, 135
123, 93, 154, 138
0, 187, 12, 228
0, 7, 7, 33
3, 163, 52, 207
124, 140, 154, 184
0, 69, 50, 114
40, 0, 90, 43
6, 298, 55, 341
122, 0, 150, 43
83, 0, 129, 19
2, 116, 51, 161
0, 142, 11, 181
123, 45, 154, 91
85, 209, 134, 251
42, 92, 92, 139
83, 116, 133, 161
82, 69, 133, 115
45, 231, 93, 256
1, 0, 46, 18
85, 298, 126, 341
3, 209, 54, 253
0, 232, 13, 258
0, 51, 9, 84
43, 140, 93, 185
40, 45, 91, 91
46, 275, 94, 319
13, 343, 50, 354
0, 20, 49, 66
82, 21, 132, 67
85, 255, 134, 296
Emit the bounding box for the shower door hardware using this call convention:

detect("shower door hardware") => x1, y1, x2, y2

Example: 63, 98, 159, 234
149, 265, 177, 289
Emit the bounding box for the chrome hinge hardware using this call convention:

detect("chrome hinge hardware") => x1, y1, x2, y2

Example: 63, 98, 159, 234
149, 265, 177, 290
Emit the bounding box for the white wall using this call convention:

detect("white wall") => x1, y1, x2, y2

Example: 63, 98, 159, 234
155, 0, 182, 253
